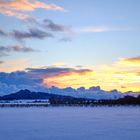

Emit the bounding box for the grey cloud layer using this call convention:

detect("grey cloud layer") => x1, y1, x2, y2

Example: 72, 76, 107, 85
0, 61, 4, 64
0, 18, 72, 41
0, 45, 36, 57
0, 67, 92, 95
0, 19, 72, 60
26, 67, 92, 78
0, 28, 54, 41
12, 28, 54, 40
43, 19, 71, 32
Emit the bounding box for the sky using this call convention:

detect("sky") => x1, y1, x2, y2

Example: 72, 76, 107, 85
0, 0, 140, 93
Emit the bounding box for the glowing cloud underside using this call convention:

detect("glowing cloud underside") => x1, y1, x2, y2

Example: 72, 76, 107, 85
42, 57, 140, 92
43, 71, 140, 92
1, 56, 140, 93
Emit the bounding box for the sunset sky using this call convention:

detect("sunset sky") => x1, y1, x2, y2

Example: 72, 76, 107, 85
0, 0, 140, 92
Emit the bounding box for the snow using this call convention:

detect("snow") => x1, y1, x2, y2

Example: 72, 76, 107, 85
0, 106, 140, 140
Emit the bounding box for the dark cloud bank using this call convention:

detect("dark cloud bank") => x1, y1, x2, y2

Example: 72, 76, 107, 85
0, 67, 91, 95
0, 67, 139, 99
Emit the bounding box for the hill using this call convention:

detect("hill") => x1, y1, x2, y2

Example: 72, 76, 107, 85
0, 89, 140, 105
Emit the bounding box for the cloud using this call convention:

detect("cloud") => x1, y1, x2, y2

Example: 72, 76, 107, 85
76, 26, 129, 33
0, 71, 36, 85
43, 19, 71, 33
38, 67, 93, 88
0, 0, 64, 19
0, 29, 7, 36
0, 45, 36, 57
1, 56, 140, 94
78, 26, 111, 33
25, 18, 73, 41
12, 28, 54, 40
26, 67, 92, 78
0, 18, 72, 42
0, 66, 92, 95
0, 61, 140, 95
0, 28, 54, 41
40, 57, 140, 92
0, 61, 4, 64
25, 18, 73, 40
0, 8, 29, 20
136, 72, 140, 77
0, 70, 43, 95
119, 56, 140, 66
25, 18, 72, 33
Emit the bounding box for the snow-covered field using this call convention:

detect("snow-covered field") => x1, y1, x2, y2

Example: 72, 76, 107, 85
0, 107, 140, 140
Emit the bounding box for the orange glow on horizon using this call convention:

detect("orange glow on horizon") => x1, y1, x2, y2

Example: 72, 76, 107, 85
43, 69, 140, 92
